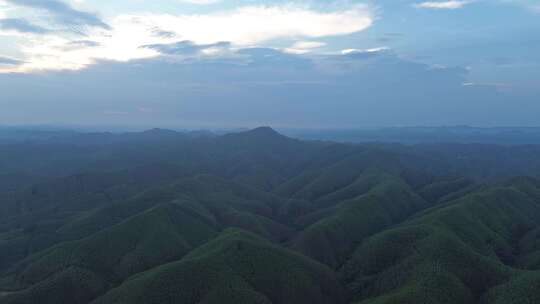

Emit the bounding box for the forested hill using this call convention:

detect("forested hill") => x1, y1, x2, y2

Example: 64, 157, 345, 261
1, 127, 540, 304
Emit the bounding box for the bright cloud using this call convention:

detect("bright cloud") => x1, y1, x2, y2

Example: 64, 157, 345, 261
414, 1, 472, 9
120, 5, 373, 45
341, 47, 389, 55
284, 40, 326, 54
4, 4, 373, 72
291, 41, 326, 49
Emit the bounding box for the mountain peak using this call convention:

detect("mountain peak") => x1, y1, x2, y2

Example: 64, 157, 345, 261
141, 128, 178, 135
240, 126, 289, 141
222, 126, 291, 144
248, 126, 281, 136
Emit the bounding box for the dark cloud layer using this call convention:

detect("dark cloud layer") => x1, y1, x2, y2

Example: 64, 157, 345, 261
0, 18, 49, 33
5, 0, 110, 30
0, 56, 23, 65
142, 41, 232, 55
0, 48, 536, 127
67, 40, 100, 47
151, 28, 176, 39
58, 40, 101, 51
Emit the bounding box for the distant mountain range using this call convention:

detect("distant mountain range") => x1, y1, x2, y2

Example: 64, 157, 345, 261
1, 127, 540, 304
6, 125, 540, 145
289, 126, 540, 144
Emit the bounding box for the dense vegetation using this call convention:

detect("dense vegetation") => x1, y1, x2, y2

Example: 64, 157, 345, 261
1, 127, 540, 303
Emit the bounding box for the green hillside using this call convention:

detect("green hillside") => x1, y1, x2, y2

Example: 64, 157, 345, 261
2, 127, 540, 304
91, 229, 347, 304
1, 202, 217, 303
292, 173, 430, 267
341, 183, 540, 304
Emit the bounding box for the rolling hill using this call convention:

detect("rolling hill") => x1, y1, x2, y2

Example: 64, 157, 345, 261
1, 127, 540, 304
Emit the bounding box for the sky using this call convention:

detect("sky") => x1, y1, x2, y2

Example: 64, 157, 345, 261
0, 0, 539, 128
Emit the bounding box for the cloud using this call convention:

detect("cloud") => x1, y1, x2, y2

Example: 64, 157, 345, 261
58, 39, 100, 51
414, 1, 472, 9
0, 18, 49, 33
0, 56, 23, 65
0, 48, 528, 128
142, 40, 231, 55
151, 28, 177, 38
66, 40, 100, 47
4, 0, 110, 30
284, 40, 326, 54
340, 47, 390, 59
4, 4, 373, 72
119, 5, 373, 46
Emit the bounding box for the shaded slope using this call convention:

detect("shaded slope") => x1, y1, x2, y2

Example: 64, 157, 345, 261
291, 173, 429, 267
341, 183, 540, 304
0, 163, 189, 226
1, 267, 108, 304
418, 177, 475, 203
0, 174, 298, 303
60, 174, 293, 243
196, 126, 327, 191
0, 163, 190, 272
92, 229, 347, 304
516, 226, 540, 270
275, 149, 403, 202
2, 202, 217, 304
482, 271, 540, 304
